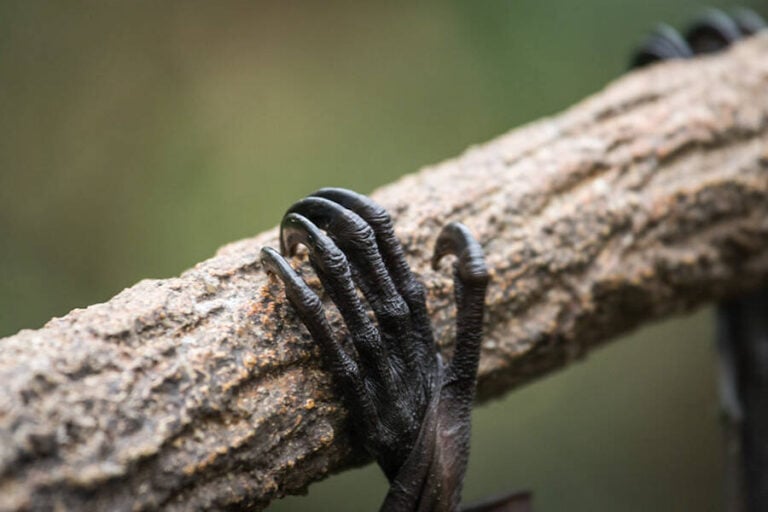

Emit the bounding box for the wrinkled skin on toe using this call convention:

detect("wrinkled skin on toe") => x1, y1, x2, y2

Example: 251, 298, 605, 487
261, 188, 510, 511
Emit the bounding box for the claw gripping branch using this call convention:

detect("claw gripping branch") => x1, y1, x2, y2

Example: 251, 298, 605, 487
261, 189, 500, 512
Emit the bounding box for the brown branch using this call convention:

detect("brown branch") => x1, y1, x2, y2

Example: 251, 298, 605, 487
2, 34, 768, 512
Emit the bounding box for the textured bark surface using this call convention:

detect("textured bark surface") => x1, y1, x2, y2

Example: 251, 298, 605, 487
2, 35, 768, 512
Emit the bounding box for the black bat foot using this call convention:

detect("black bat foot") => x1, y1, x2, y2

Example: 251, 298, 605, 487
262, 188, 489, 511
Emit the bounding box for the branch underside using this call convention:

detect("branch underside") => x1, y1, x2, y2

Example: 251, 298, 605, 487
2, 35, 768, 512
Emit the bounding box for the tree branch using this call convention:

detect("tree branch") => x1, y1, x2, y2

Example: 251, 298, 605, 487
2, 35, 768, 512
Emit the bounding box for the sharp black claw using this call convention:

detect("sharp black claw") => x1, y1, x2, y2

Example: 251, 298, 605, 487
685, 8, 742, 54
284, 196, 371, 244
280, 197, 343, 255
280, 212, 345, 273
261, 246, 295, 280
284, 194, 405, 315
310, 187, 416, 291
631, 23, 693, 69
311, 187, 393, 230
432, 222, 489, 285
731, 7, 767, 36
260, 245, 325, 317
280, 212, 317, 258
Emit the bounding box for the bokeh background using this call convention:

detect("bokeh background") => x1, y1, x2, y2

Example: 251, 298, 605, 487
1, 1, 761, 510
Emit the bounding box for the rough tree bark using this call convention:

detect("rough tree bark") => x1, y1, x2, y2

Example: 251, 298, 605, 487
2, 34, 768, 512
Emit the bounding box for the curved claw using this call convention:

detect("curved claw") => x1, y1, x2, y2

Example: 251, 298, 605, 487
283, 196, 374, 252
280, 198, 330, 256
279, 211, 356, 309
685, 8, 742, 54
280, 212, 345, 272
280, 212, 320, 258
281, 196, 389, 294
432, 222, 489, 286
630, 23, 692, 69
432, 223, 488, 413
731, 8, 766, 36
284, 194, 404, 313
280, 197, 339, 255
310, 187, 419, 292
260, 246, 326, 321
308, 188, 414, 287
311, 187, 393, 231
261, 246, 302, 285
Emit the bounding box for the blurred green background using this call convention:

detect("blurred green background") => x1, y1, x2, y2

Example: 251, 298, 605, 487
1, 1, 760, 510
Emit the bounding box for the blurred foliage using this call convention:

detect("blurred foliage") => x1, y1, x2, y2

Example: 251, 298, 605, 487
0, 0, 760, 510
